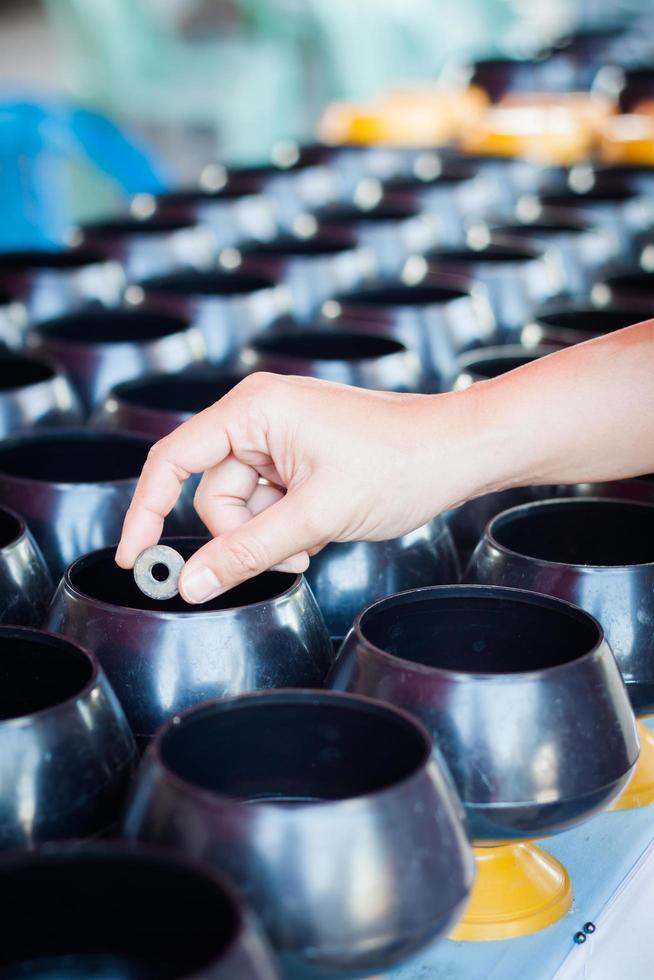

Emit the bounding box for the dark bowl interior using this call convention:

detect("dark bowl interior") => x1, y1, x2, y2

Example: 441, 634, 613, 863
335, 282, 468, 308
492, 499, 654, 566
0, 851, 242, 980
241, 234, 355, 257
318, 203, 419, 223
141, 270, 274, 297
492, 219, 588, 237
427, 243, 539, 264
462, 352, 541, 378
113, 372, 243, 414
360, 591, 599, 673
252, 330, 405, 361
535, 305, 649, 334
0, 432, 150, 483
0, 629, 93, 720
0, 247, 109, 270
68, 541, 295, 614
602, 272, 654, 297
83, 217, 194, 236
0, 507, 21, 549
541, 187, 637, 206
0, 354, 54, 390
384, 169, 475, 192
35, 309, 191, 344
160, 694, 427, 802
157, 186, 257, 204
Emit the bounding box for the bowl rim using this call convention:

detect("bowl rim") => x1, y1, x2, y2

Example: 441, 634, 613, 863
62, 540, 304, 620
347, 583, 607, 681
0, 503, 29, 553
325, 274, 477, 314
485, 495, 654, 571
0, 624, 101, 730
146, 687, 437, 811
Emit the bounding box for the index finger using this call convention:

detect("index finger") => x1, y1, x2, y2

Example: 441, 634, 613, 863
115, 401, 233, 567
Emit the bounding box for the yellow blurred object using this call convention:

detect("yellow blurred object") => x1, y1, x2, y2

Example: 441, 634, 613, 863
599, 114, 654, 166
610, 721, 654, 809
459, 104, 595, 164
318, 85, 488, 147
500, 92, 616, 133
449, 842, 572, 942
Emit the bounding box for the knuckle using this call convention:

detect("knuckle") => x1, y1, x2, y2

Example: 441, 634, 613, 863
224, 537, 268, 578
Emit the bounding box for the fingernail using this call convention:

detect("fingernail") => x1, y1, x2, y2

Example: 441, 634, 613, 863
180, 566, 223, 604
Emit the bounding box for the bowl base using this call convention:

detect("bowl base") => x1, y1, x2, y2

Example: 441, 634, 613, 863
449, 842, 571, 941
610, 721, 654, 810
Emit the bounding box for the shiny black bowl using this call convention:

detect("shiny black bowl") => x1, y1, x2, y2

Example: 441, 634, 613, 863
522, 298, 654, 348
330, 585, 638, 843
47, 540, 333, 743
93, 369, 245, 439
467, 498, 654, 714
0, 429, 189, 581
124, 690, 474, 979
239, 328, 423, 391
536, 180, 652, 253
0, 505, 52, 626
0, 845, 278, 980
0, 627, 135, 848
150, 184, 278, 248
27, 307, 207, 411
0, 350, 82, 436
306, 515, 459, 639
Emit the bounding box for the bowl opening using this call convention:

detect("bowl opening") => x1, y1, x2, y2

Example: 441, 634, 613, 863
0, 630, 93, 720
243, 235, 355, 257
0, 248, 109, 270
69, 542, 295, 612
141, 270, 274, 297
536, 306, 647, 333
83, 217, 194, 236
493, 220, 587, 236
493, 499, 654, 566
160, 694, 427, 801
252, 330, 405, 361
462, 352, 540, 378
113, 373, 241, 414
319, 203, 418, 223
0, 507, 21, 549
0, 853, 240, 978
0, 433, 150, 483
603, 272, 654, 297
158, 187, 255, 204
35, 309, 191, 344
336, 283, 468, 307
360, 591, 599, 672
541, 187, 636, 205
0, 354, 54, 390
428, 244, 538, 264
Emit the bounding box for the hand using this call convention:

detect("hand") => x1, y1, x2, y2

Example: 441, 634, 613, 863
115, 373, 484, 603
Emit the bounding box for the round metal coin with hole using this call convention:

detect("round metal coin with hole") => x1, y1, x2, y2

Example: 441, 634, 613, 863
133, 545, 185, 600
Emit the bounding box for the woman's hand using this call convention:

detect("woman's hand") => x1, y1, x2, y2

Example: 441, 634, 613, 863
115, 373, 488, 603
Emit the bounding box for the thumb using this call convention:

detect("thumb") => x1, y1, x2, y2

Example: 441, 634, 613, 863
179, 485, 323, 604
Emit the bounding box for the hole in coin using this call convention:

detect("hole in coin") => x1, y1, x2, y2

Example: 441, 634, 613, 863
151, 562, 170, 583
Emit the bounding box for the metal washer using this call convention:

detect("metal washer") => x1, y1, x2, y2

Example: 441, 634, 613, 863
133, 545, 185, 600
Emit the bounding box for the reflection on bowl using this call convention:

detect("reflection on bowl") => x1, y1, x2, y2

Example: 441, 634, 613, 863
0, 351, 82, 436
0, 505, 52, 626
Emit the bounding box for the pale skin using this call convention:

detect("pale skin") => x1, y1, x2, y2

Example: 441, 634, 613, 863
115, 319, 654, 604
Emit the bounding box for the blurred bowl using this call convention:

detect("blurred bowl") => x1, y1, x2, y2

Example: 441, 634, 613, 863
93, 369, 245, 439
127, 270, 290, 364
239, 328, 423, 391
0, 350, 82, 434
448, 151, 558, 217
124, 689, 474, 978
423, 240, 563, 336
522, 298, 653, 348
330, 585, 637, 938
0, 626, 135, 848
314, 200, 440, 276
535, 179, 654, 253
321, 276, 495, 385
77, 215, 216, 280
47, 540, 333, 743
145, 185, 278, 247
0, 246, 124, 322
474, 208, 619, 295
0, 846, 278, 980
452, 343, 559, 389
230, 230, 375, 319
591, 268, 654, 305
0, 429, 189, 581
306, 516, 459, 639
0, 286, 27, 350
467, 498, 654, 715
0, 505, 52, 626
27, 307, 207, 412
469, 55, 581, 102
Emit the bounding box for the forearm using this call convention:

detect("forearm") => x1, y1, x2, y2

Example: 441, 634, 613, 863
457, 319, 654, 497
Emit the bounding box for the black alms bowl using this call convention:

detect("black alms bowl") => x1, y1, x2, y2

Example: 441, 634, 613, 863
467, 498, 654, 714
123, 690, 474, 979
330, 585, 638, 843
0, 627, 136, 849
0, 845, 278, 980
46, 540, 333, 743
0, 505, 52, 626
